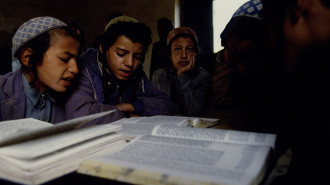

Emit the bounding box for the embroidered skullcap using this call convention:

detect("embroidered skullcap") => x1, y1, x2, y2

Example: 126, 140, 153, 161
104, 15, 139, 32
167, 26, 198, 45
232, 0, 263, 19
12, 16, 67, 54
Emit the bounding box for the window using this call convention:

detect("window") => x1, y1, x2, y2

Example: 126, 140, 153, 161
213, 0, 248, 52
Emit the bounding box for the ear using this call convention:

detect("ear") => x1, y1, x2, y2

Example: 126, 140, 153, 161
288, 0, 312, 24
20, 48, 33, 67
99, 43, 103, 54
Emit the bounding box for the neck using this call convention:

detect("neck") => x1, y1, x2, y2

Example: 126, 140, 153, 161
23, 71, 47, 93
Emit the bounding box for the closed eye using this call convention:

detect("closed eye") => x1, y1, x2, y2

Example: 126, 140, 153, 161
133, 53, 143, 60
60, 58, 70, 63
117, 52, 126, 57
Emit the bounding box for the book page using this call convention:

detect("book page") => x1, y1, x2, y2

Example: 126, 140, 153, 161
0, 132, 123, 171
0, 139, 127, 185
113, 123, 158, 139
110, 116, 194, 140
122, 115, 191, 126
0, 110, 116, 147
0, 118, 52, 140
79, 135, 270, 185
148, 115, 220, 128
152, 125, 276, 148
0, 124, 121, 159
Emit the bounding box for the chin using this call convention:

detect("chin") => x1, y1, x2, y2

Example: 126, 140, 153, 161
53, 87, 68, 93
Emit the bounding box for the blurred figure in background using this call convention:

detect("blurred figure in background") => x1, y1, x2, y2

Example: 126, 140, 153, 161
149, 18, 174, 80
204, 0, 273, 132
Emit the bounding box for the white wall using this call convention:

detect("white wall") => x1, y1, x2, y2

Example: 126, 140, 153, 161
213, 0, 248, 52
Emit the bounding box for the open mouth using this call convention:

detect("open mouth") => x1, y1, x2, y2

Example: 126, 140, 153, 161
62, 77, 74, 82
62, 77, 75, 86
179, 61, 189, 66
121, 69, 132, 75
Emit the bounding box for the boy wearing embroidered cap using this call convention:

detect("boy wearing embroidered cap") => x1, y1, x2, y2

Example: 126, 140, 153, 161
0, 16, 80, 123
152, 26, 212, 116
205, 0, 274, 131
65, 14, 174, 123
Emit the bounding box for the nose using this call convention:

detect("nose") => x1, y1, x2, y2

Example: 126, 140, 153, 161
181, 49, 187, 58
124, 55, 134, 68
68, 59, 79, 74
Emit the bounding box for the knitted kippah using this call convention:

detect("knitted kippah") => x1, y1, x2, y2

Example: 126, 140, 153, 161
167, 26, 198, 45
232, 0, 263, 19
104, 15, 138, 32
12, 16, 67, 54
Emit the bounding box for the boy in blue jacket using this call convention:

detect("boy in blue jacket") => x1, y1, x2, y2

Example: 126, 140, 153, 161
66, 14, 174, 124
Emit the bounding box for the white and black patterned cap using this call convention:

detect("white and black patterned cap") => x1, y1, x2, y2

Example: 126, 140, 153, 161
12, 16, 67, 55
233, 0, 263, 19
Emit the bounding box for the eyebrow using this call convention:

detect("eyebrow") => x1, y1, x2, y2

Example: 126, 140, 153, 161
63, 52, 78, 58
115, 47, 144, 54
116, 47, 128, 52
173, 45, 195, 49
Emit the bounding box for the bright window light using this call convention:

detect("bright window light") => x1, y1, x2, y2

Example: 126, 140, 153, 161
213, 0, 248, 52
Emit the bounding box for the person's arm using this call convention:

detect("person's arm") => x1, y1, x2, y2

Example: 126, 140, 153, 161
65, 67, 124, 126
175, 67, 213, 116
133, 73, 175, 116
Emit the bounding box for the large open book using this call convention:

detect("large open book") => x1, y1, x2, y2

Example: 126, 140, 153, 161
0, 110, 126, 185
78, 125, 276, 185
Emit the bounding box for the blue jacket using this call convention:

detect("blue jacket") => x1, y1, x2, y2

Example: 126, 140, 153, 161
0, 69, 65, 123
65, 48, 174, 124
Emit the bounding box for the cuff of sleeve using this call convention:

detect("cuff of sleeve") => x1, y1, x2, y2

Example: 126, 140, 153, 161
132, 99, 145, 115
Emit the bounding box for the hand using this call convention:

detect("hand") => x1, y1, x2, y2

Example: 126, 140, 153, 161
115, 103, 135, 112
177, 53, 196, 76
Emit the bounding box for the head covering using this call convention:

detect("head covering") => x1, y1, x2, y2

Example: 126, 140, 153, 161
220, 0, 264, 46
12, 16, 67, 55
104, 15, 138, 32
232, 0, 263, 19
167, 26, 198, 45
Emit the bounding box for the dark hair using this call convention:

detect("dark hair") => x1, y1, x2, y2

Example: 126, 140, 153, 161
220, 16, 267, 47
15, 26, 80, 88
321, 0, 330, 8
100, 21, 152, 56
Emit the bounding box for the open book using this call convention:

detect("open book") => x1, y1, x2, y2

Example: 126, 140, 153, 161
111, 115, 220, 140
0, 110, 127, 185
78, 125, 276, 185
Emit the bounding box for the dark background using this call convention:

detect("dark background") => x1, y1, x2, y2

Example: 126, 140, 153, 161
0, 0, 213, 76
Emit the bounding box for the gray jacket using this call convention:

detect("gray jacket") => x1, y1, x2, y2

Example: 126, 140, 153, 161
152, 67, 212, 116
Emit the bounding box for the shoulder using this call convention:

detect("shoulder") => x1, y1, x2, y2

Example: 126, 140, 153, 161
79, 48, 101, 76
195, 67, 212, 80
0, 70, 23, 97
79, 48, 98, 68
153, 68, 169, 80
198, 67, 212, 77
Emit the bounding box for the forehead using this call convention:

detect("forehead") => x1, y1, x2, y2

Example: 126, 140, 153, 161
112, 35, 143, 51
49, 29, 72, 44
171, 36, 195, 46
